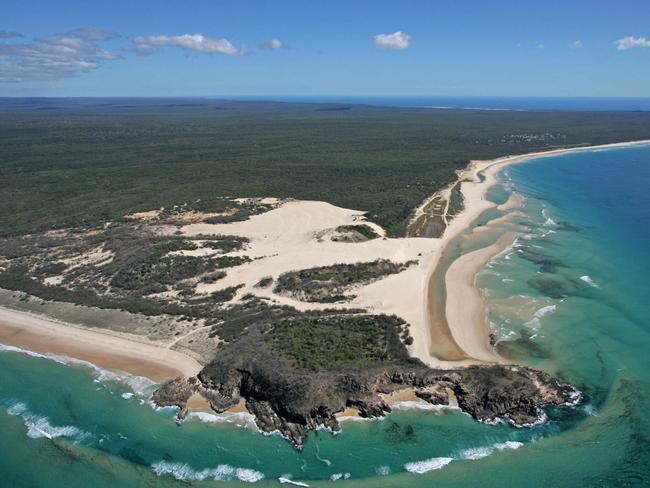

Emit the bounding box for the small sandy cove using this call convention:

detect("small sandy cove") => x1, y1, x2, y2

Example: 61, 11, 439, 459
1, 139, 649, 389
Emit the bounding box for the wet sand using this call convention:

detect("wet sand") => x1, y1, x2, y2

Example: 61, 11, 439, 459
0, 306, 202, 382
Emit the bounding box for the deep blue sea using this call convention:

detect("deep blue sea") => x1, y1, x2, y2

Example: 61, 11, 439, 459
1, 144, 649, 486
226, 96, 650, 111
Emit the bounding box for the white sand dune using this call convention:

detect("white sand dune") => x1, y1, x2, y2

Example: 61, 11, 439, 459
2, 139, 649, 376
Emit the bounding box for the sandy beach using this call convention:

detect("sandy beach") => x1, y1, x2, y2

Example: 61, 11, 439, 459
0, 306, 202, 382
425, 139, 650, 365
1, 139, 649, 393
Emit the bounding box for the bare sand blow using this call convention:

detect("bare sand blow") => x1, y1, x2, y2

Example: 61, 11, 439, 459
2, 139, 649, 385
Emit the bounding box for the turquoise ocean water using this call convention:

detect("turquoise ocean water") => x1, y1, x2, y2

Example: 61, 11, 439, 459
1, 144, 649, 487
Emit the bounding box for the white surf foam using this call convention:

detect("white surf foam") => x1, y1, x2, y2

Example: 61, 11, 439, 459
406, 440, 524, 474
186, 410, 257, 429
580, 275, 600, 288
494, 441, 524, 450
524, 304, 557, 329
582, 404, 597, 416
6, 401, 88, 441
459, 440, 523, 460
278, 477, 310, 486
151, 461, 263, 483
314, 444, 332, 467
329, 472, 350, 481
458, 446, 493, 460
541, 207, 556, 227
375, 465, 391, 475
391, 401, 460, 413
0, 343, 156, 396
404, 457, 453, 474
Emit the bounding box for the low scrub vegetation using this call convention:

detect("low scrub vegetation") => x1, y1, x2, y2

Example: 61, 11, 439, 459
275, 259, 416, 303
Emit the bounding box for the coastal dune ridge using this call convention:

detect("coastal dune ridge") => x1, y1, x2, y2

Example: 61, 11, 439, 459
0, 139, 646, 443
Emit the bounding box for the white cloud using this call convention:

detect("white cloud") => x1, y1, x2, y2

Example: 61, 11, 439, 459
614, 36, 650, 51
0, 28, 120, 82
130, 33, 247, 56
568, 40, 583, 49
260, 38, 284, 50
373, 31, 411, 51
536, 43, 545, 49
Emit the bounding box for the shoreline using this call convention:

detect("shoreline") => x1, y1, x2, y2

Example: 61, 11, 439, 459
422, 138, 650, 365
0, 139, 648, 417
0, 306, 202, 382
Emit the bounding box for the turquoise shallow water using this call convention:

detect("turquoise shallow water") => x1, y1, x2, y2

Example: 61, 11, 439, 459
1, 145, 650, 487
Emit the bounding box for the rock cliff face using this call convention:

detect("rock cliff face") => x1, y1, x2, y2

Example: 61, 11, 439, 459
151, 298, 580, 448
153, 362, 581, 449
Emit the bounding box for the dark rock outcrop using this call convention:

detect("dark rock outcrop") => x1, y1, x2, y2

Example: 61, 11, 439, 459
153, 362, 581, 449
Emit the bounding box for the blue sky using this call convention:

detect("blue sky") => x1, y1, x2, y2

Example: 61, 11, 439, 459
1, 0, 650, 97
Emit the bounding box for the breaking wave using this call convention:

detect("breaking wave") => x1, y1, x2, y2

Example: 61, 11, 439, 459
186, 410, 257, 429
375, 465, 391, 476
405, 440, 524, 474
391, 400, 459, 412
524, 304, 557, 329
580, 275, 600, 288
0, 343, 155, 396
329, 472, 351, 481
278, 477, 310, 486
5, 401, 88, 441
458, 440, 524, 460
404, 457, 454, 474
152, 461, 264, 483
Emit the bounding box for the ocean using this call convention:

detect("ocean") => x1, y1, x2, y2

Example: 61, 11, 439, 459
1, 144, 649, 487
225, 96, 650, 112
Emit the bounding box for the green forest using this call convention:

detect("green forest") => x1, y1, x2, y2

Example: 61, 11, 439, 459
3, 98, 650, 236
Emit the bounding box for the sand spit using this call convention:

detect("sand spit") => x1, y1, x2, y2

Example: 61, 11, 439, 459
423, 139, 650, 365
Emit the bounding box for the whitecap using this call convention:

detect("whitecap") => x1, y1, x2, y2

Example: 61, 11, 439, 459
458, 446, 493, 460
329, 473, 350, 481
375, 465, 391, 476
404, 457, 453, 474
582, 404, 597, 416
580, 275, 600, 288
5, 401, 88, 441
151, 461, 263, 483
458, 440, 523, 461
278, 477, 310, 487
524, 304, 557, 329
494, 441, 524, 450
121, 392, 134, 400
